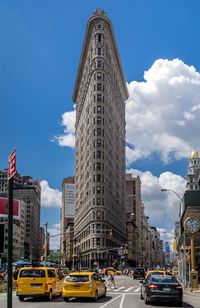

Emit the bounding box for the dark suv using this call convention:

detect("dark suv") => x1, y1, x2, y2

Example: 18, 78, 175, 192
133, 267, 145, 279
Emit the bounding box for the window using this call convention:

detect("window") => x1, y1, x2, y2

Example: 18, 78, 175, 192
97, 198, 101, 205
97, 83, 102, 91
97, 61, 101, 68
97, 186, 101, 194
97, 106, 101, 113
97, 162, 101, 170
98, 34, 102, 42
98, 48, 101, 55
97, 211, 100, 219
98, 24, 102, 29
97, 72, 101, 80
97, 140, 101, 147
97, 94, 101, 102
97, 174, 101, 182
97, 117, 101, 124
97, 151, 101, 159
97, 128, 101, 136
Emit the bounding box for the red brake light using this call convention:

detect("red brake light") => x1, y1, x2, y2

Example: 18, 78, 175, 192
148, 284, 158, 289
45, 284, 48, 290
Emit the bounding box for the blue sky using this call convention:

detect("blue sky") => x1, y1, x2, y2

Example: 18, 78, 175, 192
1, 0, 200, 249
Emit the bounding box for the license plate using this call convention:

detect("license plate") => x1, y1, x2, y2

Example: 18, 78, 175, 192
33, 286, 40, 289
74, 285, 80, 288
163, 288, 170, 291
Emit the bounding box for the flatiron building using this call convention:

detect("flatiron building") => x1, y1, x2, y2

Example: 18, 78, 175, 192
73, 9, 128, 267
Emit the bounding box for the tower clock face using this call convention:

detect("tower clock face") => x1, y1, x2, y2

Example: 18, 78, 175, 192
184, 217, 200, 234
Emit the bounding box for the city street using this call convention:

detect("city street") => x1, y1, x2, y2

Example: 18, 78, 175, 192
0, 276, 200, 308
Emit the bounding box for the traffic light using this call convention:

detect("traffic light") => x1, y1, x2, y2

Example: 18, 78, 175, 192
109, 229, 113, 238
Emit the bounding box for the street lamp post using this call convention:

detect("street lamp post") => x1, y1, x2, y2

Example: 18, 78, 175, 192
161, 188, 187, 286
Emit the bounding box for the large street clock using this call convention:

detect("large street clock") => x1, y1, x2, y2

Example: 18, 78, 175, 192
184, 217, 200, 234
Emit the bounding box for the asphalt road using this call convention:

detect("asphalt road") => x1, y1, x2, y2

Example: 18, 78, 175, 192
0, 276, 199, 308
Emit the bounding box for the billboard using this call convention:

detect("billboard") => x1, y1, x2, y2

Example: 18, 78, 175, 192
0, 197, 20, 218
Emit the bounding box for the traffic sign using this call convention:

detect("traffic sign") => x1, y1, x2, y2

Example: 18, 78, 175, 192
8, 149, 16, 179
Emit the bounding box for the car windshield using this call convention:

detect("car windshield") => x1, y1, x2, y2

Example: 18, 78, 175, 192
19, 270, 45, 278
151, 276, 177, 283
65, 275, 89, 282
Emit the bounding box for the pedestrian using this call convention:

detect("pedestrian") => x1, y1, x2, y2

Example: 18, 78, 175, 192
108, 273, 117, 288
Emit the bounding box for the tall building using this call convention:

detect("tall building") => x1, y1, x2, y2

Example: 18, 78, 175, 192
73, 9, 128, 267
0, 197, 25, 261
60, 177, 75, 262
0, 169, 41, 261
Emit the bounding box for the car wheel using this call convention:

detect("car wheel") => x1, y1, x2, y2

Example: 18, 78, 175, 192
93, 291, 98, 302
63, 297, 69, 302
48, 290, 53, 301
18, 296, 25, 302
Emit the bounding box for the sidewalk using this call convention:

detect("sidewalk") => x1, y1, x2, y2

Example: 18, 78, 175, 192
184, 285, 200, 297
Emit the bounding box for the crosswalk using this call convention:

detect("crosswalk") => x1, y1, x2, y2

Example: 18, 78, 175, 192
107, 286, 141, 294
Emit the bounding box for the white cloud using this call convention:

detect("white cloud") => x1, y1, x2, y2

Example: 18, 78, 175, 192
55, 58, 200, 164
126, 58, 200, 164
48, 223, 61, 251
40, 180, 62, 208
53, 110, 76, 148
127, 168, 186, 230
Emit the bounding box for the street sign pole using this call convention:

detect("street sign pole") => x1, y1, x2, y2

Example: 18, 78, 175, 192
7, 149, 16, 308
7, 177, 13, 308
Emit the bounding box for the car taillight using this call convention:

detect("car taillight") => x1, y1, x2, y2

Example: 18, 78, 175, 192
148, 284, 158, 289
89, 279, 93, 288
176, 285, 182, 289
45, 284, 48, 290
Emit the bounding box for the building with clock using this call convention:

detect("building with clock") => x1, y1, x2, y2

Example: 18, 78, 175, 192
177, 149, 200, 286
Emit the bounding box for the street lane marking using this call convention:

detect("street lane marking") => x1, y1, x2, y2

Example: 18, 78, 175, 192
114, 286, 125, 291
134, 287, 140, 292
99, 294, 122, 308
119, 294, 125, 308
124, 287, 133, 292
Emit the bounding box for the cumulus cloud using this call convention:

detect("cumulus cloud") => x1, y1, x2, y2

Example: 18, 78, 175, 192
127, 168, 186, 230
53, 110, 76, 148
126, 58, 200, 164
55, 58, 200, 164
40, 180, 62, 208
48, 223, 61, 251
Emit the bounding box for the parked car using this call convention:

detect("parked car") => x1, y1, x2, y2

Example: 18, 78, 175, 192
61, 271, 106, 302
16, 266, 62, 301
140, 275, 183, 306
133, 267, 145, 279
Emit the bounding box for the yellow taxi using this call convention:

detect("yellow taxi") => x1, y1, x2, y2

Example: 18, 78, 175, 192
145, 269, 166, 280
106, 268, 115, 275
115, 269, 122, 276
61, 271, 106, 302
16, 266, 62, 301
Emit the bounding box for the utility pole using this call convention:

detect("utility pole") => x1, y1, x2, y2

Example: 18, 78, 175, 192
44, 222, 48, 265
